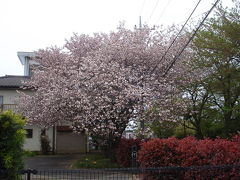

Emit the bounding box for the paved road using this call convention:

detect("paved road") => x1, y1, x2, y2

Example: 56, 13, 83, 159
24, 154, 84, 170
28, 170, 139, 180
24, 154, 139, 179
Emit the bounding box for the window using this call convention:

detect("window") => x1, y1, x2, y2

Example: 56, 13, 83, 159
26, 129, 33, 138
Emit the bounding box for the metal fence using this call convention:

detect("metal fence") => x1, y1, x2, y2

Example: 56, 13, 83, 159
0, 164, 240, 180
0, 104, 17, 112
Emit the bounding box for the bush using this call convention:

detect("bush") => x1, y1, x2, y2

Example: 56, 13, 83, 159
138, 136, 240, 179
138, 137, 180, 167
116, 138, 142, 167
0, 111, 26, 180
23, 150, 39, 157
177, 137, 240, 166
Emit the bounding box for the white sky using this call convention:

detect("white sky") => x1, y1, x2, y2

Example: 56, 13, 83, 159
0, 0, 234, 76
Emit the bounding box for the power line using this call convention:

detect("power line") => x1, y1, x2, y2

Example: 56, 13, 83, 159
150, 0, 202, 75
162, 0, 221, 77
177, 11, 208, 25
156, 10, 208, 33
155, 0, 173, 24
147, 0, 161, 23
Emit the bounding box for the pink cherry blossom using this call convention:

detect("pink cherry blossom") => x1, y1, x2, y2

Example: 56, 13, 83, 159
18, 25, 196, 142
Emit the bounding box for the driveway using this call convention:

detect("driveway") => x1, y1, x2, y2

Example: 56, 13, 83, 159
24, 154, 84, 170
24, 154, 138, 179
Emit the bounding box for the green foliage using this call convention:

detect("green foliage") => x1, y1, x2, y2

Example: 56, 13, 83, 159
140, 2, 240, 139
150, 121, 177, 138
23, 150, 39, 157
0, 111, 26, 180
72, 153, 119, 169
187, 2, 240, 138
174, 122, 195, 138
201, 118, 225, 138
148, 119, 195, 139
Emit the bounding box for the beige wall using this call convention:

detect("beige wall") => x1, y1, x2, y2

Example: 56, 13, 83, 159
0, 89, 52, 152
24, 125, 54, 152
0, 89, 20, 104
0, 88, 87, 153
24, 125, 41, 151
0, 89, 33, 104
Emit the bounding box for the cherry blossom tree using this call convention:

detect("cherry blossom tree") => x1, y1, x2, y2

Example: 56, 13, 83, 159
18, 24, 192, 155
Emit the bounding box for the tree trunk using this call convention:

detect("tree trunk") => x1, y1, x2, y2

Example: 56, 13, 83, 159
223, 94, 234, 137
195, 126, 203, 139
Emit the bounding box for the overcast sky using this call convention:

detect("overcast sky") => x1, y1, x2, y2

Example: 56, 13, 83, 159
0, 0, 233, 76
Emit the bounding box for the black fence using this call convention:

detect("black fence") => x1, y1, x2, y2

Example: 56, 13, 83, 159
0, 164, 240, 180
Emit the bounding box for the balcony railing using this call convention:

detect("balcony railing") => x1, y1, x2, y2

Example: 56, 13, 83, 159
0, 104, 17, 112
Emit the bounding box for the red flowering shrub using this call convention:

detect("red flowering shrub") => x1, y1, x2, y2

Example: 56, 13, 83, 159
138, 136, 240, 167
175, 136, 199, 166
138, 136, 240, 179
138, 137, 180, 167
116, 138, 142, 167
178, 137, 240, 166
232, 134, 240, 144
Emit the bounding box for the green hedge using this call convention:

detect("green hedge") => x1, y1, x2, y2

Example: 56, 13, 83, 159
0, 111, 26, 180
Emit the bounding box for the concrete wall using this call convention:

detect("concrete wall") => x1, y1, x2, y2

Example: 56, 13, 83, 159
0, 89, 33, 104
0, 89, 50, 152
23, 125, 54, 152
0, 89, 87, 153
24, 125, 41, 151
0, 89, 23, 104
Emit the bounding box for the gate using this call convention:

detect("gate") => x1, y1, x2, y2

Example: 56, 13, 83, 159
0, 164, 240, 180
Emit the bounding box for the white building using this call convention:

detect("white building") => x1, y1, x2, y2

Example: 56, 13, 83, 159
0, 52, 88, 154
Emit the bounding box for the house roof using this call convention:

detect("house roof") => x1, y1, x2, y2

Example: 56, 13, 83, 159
0, 75, 30, 89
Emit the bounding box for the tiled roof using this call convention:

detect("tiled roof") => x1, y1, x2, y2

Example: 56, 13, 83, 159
0, 75, 30, 88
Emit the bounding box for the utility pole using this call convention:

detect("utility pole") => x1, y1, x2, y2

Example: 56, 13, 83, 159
140, 94, 145, 138
138, 16, 145, 138
139, 16, 142, 29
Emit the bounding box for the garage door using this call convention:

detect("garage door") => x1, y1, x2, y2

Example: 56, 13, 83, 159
56, 130, 87, 153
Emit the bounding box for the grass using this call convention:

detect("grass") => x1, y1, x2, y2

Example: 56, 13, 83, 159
23, 150, 39, 157
72, 153, 119, 169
